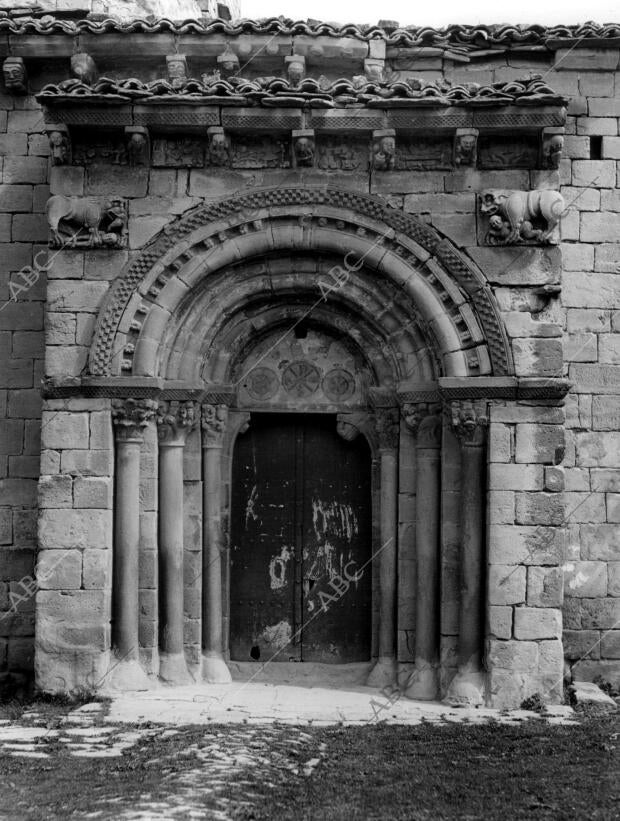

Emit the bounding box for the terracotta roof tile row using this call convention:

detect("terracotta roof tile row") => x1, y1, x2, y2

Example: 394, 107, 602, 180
3, 16, 620, 49
37, 75, 566, 108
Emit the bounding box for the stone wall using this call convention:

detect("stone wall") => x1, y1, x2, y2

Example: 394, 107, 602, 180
0, 24, 619, 698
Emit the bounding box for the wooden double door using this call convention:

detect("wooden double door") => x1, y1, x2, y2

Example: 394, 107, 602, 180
230, 414, 372, 663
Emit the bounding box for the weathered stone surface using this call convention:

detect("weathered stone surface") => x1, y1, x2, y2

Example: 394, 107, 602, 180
570, 680, 618, 712
82, 550, 112, 590
527, 566, 563, 607
489, 463, 543, 491
564, 561, 607, 598
488, 524, 565, 565
37, 549, 81, 589
515, 424, 565, 464
576, 432, 620, 466
40, 412, 89, 451
487, 639, 538, 670
38, 509, 112, 550
563, 629, 600, 659
466, 247, 561, 286
514, 607, 562, 640
38, 475, 72, 508
581, 524, 620, 560
489, 565, 526, 605
73, 477, 112, 509
580, 597, 620, 629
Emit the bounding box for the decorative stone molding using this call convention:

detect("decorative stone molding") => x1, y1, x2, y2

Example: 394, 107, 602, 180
201, 403, 228, 448
2, 56, 27, 94
372, 130, 396, 171
46, 195, 128, 248
454, 128, 478, 166
70, 52, 97, 85
111, 397, 157, 441
46, 124, 71, 165
450, 399, 488, 446
156, 400, 197, 445
125, 127, 150, 166
292, 129, 315, 168
480, 189, 564, 246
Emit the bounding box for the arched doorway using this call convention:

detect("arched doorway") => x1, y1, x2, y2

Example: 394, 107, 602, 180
229, 413, 372, 664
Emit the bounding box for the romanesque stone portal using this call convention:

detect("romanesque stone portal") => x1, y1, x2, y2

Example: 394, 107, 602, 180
1, 6, 619, 710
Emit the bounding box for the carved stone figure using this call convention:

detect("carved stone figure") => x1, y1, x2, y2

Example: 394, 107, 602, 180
46, 126, 71, 166
166, 53, 188, 87
125, 127, 150, 166
207, 126, 231, 167
480, 189, 564, 245
542, 130, 564, 170
217, 44, 240, 77
3, 57, 27, 94
364, 59, 384, 83
285, 54, 305, 85
454, 129, 478, 166
70, 52, 97, 86
46, 195, 127, 248
372, 130, 396, 171
292, 130, 315, 168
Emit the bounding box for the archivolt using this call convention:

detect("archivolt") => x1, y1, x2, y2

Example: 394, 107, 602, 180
89, 187, 512, 379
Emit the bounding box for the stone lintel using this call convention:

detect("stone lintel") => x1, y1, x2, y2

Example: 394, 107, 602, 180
41, 376, 234, 402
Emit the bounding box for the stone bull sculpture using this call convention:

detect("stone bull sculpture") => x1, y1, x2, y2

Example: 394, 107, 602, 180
46, 195, 127, 248
480, 189, 564, 245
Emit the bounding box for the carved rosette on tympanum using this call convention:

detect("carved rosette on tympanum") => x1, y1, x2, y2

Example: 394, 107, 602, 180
479, 189, 564, 246
201, 403, 229, 448
401, 402, 442, 448
375, 407, 400, 450
111, 398, 158, 441
156, 400, 197, 445
451, 400, 488, 447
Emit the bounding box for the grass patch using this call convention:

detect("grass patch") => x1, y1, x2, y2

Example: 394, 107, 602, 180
0, 715, 618, 820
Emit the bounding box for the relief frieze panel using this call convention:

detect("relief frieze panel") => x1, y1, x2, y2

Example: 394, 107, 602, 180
316, 136, 368, 172
230, 135, 291, 169
394, 137, 453, 171
478, 135, 540, 169
151, 137, 205, 167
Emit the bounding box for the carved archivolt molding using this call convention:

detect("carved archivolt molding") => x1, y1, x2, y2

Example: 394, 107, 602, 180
89, 187, 511, 381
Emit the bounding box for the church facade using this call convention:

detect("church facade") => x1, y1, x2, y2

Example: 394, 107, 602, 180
0, 4, 619, 708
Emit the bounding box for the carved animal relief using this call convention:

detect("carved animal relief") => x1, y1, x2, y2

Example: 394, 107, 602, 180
46, 195, 128, 248
479, 189, 564, 245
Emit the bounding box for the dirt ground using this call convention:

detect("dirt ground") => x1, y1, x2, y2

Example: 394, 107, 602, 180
0, 695, 618, 820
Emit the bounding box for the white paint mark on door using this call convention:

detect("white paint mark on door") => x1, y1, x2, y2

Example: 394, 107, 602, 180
269, 545, 292, 590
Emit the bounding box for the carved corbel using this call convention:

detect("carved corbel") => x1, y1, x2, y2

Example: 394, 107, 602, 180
480, 189, 564, 246
201, 403, 229, 448
2, 57, 27, 94
292, 129, 315, 168
166, 53, 188, 87
111, 397, 158, 441
450, 399, 488, 447
372, 129, 396, 171
46, 124, 71, 166
454, 128, 478, 167
157, 400, 197, 445
541, 127, 564, 170
207, 126, 231, 167
364, 58, 385, 83
217, 44, 240, 78
71, 52, 97, 86
125, 127, 150, 167
285, 54, 305, 85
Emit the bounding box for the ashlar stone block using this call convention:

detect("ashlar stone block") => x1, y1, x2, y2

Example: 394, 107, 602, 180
514, 607, 562, 640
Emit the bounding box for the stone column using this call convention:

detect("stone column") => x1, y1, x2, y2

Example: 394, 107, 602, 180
403, 402, 442, 700
156, 400, 197, 685
445, 400, 488, 706
110, 397, 157, 689
367, 407, 399, 688
201, 403, 232, 683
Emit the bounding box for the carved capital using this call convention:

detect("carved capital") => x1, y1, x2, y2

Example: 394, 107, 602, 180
402, 402, 442, 447
375, 407, 399, 450
201, 403, 229, 448
112, 398, 157, 442
157, 400, 197, 446
451, 400, 488, 446
336, 420, 360, 441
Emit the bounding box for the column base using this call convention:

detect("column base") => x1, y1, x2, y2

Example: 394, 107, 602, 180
103, 658, 152, 692
366, 656, 397, 689
404, 661, 439, 701
159, 652, 194, 686
202, 654, 232, 684
444, 668, 486, 707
